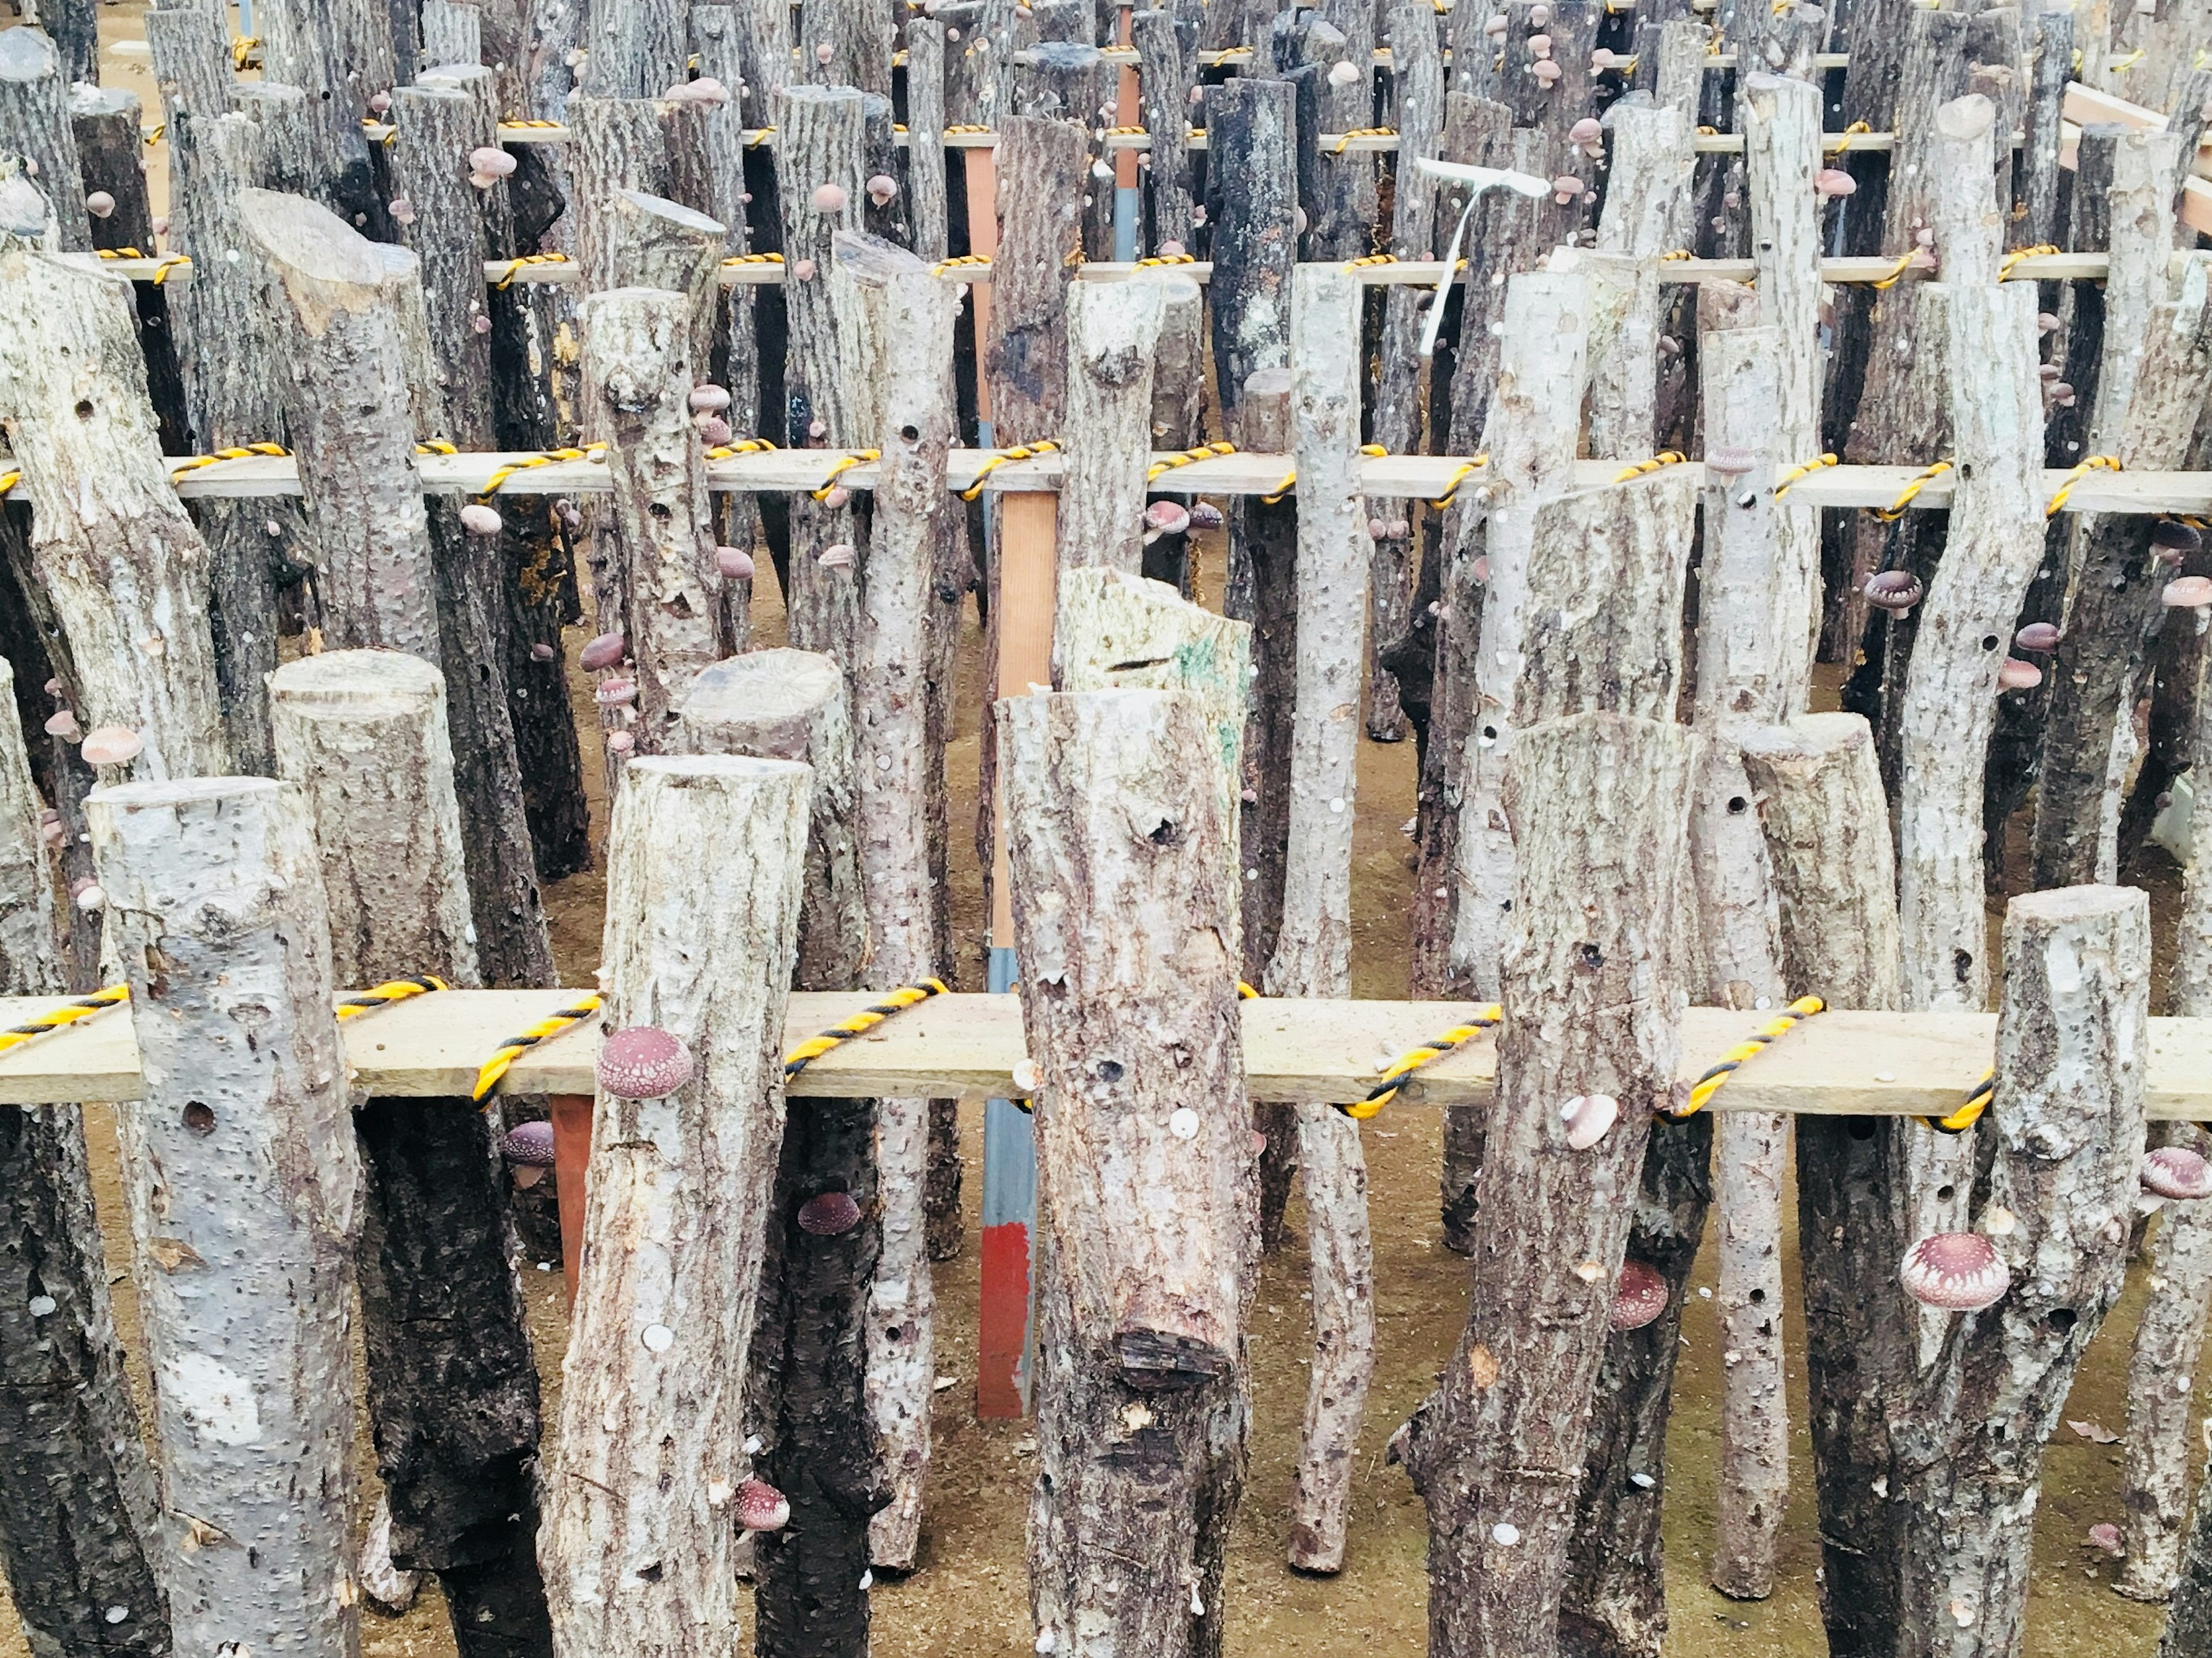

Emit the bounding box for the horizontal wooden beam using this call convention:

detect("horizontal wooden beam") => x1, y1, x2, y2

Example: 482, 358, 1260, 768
3, 991, 2209, 1119
9, 446, 2206, 513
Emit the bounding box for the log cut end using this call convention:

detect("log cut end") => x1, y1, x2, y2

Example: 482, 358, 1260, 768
238, 188, 419, 312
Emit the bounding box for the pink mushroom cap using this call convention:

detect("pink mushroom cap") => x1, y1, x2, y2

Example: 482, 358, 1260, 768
43, 710, 82, 742
690, 383, 732, 412
2014, 621, 2060, 652
460, 502, 504, 536
1609, 1259, 1669, 1330
736, 1478, 791, 1531
1863, 569, 1923, 611
1899, 1231, 2010, 1311
1145, 499, 1191, 534
85, 190, 115, 218
810, 181, 849, 213
1815, 168, 1857, 198
1996, 657, 2043, 691
470, 146, 517, 179
597, 1026, 696, 1099
717, 545, 756, 580
797, 1190, 863, 1235
2162, 576, 2212, 609
579, 631, 627, 671
1532, 58, 1563, 83
79, 725, 143, 767
501, 1119, 556, 1167
605, 729, 636, 754
1569, 117, 1603, 145
1188, 501, 1225, 531
819, 543, 856, 569
2142, 1144, 2212, 1201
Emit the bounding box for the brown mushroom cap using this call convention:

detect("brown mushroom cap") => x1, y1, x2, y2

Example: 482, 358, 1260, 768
1863, 569, 1923, 612
797, 1190, 862, 1235
736, 1478, 790, 1532
1609, 1259, 1669, 1330
597, 1027, 696, 1100
1899, 1231, 2010, 1312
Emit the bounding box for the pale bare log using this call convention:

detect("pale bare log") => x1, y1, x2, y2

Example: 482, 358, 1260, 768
1057, 278, 1169, 574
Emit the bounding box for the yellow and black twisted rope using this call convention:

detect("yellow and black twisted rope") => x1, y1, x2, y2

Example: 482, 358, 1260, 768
1135, 251, 1198, 267
1664, 995, 1825, 1121
1330, 126, 1396, 154
722, 251, 786, 267
0, 470, 19, 499
492, 251, 573, 289
1871, 248, 1931, 290
169, 442, 289, 486
335, 976, 447, 1021
1999, 241, 2060, 282
930, 252, 994, 276
813, 449, 881, 499
1925, 1068, 1993, 1134
1613, 451, 1687, 484
1146, 440, 1237, 483
472, 994, 603, 1104
784, 980, 948, 1079
476, 444, 607, 501
1427, 454, 1489, 510
2046, 455, 2120, 518
962, 440, 1061, 501
1346, 1005, 1505, 1121
0, 985, 130, 1058
1773, 452, 1839, 498
1869, 459, 1952, 521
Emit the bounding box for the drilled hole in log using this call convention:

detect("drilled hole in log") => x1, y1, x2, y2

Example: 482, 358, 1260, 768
1576, 942, 1604, 972
1980, 634, 2001, 652
1953, 948, 1975, 984
181, 1101, 215, 1135
1097, 1059, 1124, 1082
1936, 1184, 1957, 1202
73, 399, 93, 419
900, 423, 921, 442
2048, 1308, 2078, 1335
1726, 796, 1749, 815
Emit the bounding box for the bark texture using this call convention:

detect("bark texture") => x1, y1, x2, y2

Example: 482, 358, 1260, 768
1402, 713, 1694, 1658
0, 654, 169, 1658
1057, 278, 1168, 574
86, 778, 362, 1658
540, 757, 808, 1658
2117, 1130, 2212, 1602
999, 688, 1250, 1658
0, 28, 89, 252
0, 239, 228, 779
1891, 886, 2149, 1657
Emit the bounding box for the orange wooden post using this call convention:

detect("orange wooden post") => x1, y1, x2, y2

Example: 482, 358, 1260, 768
977, 487, 1059, 1417
547, 1092, 593, 1304
963, 145, 999, 433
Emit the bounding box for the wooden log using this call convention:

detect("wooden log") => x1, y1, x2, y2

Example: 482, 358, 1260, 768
1365, 0, 1442, 741
2028, 138, 2197, 891
579, 285, 728, 771
241, 187, 555, 990
1131, 2, 1198, 251
391, 81, 506, 446
0, 653, 168, 1658
0, 230, 229, 778
1740, 72, 1822, 713
1736, 711, 1910, 1658
257, 0, 388, 230
2168, 1465, 2212, 1655
1266, 267, 1374, 1577
423, 0, 486, 66
1677, 324, 1796, 1605
999, 687, 1249, 1658
774, 86, 870, 671
983, 114, 1086, 446
1892, 885, 2149, 1654
842, 244, 960, 1571
1400, 711, 1694, 1658
580, 0, 687, 97
71, 84, 191, 456
672, 650, 874, 1657
268, 650, 554, 1658
540, 755, 808, 1658
0, 28, 88, 252
86, 777, 361, 1658
1056, 276, 1167, 573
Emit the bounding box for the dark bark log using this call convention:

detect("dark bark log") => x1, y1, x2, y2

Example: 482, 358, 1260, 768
257, 0, 391, 233
1401, 711, 1693, 1658
1132, 3, 1198, 250
2167, 1463, 2212, 1657
71, 86, 191, 457
983, 114, 1086, 446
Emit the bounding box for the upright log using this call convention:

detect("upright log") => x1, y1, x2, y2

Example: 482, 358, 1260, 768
1892, 886, 2149, 1655
0, 229, 229, 778
843, 245, 960, 1570
86, 777, 361, 1658
256, 0, 388, 230
1737, 711, 1911, 1658
580, 0, 687, 97
2169, 1467, 2212, 1657
983, 115, 1087, 448
241, 188, 553, 989
540, 756, 808, 1658
1401, 712, 1694, 1658
1058, 278, 1168, 573
0, 29, 88, 252
71, 85, 191, 457
999, 687, 1250, 1658
1267, 267, 1374, 1577
269, 650, 554, 1658
1132, 2, 1198, 251
672, 651, 876, 1658
0, 654, 169, 1658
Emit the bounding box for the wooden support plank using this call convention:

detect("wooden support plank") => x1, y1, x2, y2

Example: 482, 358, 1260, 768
7, 991, 2212, 1119
25, 445, 2212, 512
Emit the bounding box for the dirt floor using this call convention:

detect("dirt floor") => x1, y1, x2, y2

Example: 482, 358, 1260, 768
1, 6, 2202, 1650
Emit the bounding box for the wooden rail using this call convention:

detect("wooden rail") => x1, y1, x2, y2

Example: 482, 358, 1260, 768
16, 448, 2209, 512
3, 990, 2211, 1118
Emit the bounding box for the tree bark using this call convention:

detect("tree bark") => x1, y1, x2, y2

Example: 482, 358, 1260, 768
0, 236, 229, 779
0, 28, 89, 252
999, 687, 1251, 1658
269, 649, 554, 1658
1057, 278, 1167, 574
671, 650, 875, 1658
1891, 885, 2149, 1656
257, 0, 389, 232
1736, 711, 1910, 1658
580, 0, 687, 97
1402, 711, 1694, 1658
540, 756, 808, 1658
71, 85, 191, 457
983, 115, 1086, 448
2167, 1452, 2212, 1657
0, 654, 170, 1658
86, 777, 362, 1658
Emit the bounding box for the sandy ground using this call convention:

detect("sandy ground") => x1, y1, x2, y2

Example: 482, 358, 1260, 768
0, 5, 2202, 1650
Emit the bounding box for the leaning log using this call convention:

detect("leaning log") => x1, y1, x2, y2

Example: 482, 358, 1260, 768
86, 777, 361, 1658
540, 756, 808, 1658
